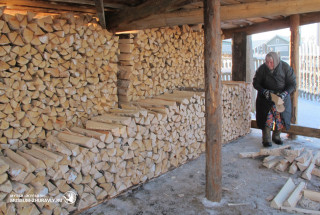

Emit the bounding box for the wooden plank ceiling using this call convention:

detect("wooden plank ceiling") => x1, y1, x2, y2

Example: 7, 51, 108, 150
1, 0, 320, 34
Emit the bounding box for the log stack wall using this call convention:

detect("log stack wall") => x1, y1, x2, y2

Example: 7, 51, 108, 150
0, 91, 206, 214
222, 81, 252, 143
0, 87, 251, 214
0, 9, 252, 214
117, 26, 204, 102
0, 10, 119, 149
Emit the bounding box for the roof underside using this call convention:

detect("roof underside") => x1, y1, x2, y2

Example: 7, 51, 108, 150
1, 0, 320, 34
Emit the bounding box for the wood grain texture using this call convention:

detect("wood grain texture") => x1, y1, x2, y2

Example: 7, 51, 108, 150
204, 0, 222, 202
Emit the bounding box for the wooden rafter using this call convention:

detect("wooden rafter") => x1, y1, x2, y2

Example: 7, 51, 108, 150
0, 0, 96, 14
110, 0, 320, 31
222, 11, 320, 39
105, 0, 188, 31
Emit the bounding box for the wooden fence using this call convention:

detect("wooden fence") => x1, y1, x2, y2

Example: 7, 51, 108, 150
299, 43, 320, 101
221, 56, 232, 81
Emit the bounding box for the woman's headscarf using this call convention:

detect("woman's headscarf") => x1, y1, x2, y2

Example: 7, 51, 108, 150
266, 52, 280, 69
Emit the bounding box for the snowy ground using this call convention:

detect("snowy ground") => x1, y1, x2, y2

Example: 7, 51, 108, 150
297, 97, 320, 129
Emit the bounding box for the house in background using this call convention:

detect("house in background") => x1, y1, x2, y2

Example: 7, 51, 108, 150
221, 35, 290, 80
253, 35, 290, 69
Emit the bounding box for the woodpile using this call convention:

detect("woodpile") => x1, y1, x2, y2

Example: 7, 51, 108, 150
270, 177, 320, 214
0, 7, 253, 214
0, 9, 119, 149
0, 90, 207, 214
0, 88, 252, 213
117, 25, 204, 102
240, 145, 320, 181
221, 81, 252, 143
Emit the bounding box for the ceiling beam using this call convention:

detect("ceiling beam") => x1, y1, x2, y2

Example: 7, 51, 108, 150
106, 0, 187, 31
0, 0, 96, 14
95, 0, 106, 28
222, 11, 320, 39
111, 0, 320, 31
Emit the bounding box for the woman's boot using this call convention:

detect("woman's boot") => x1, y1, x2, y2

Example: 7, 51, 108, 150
272, 130, 283, 145
262, 127, 272, 147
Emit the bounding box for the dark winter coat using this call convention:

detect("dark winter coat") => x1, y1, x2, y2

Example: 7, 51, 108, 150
253, 61, 296, 130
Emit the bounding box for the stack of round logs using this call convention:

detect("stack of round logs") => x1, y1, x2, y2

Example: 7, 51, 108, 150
0, 9, 119, 148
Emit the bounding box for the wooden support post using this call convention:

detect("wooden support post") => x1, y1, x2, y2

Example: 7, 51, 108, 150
232, 32, 247, 81
289, 14, 300, 140
204, 0, 222, 202
94, 0, 106, 29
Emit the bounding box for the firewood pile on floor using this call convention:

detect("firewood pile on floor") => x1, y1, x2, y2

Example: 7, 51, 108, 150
271, 177, 320, 214
240, 145, 320, 214
240, 145, 320, 180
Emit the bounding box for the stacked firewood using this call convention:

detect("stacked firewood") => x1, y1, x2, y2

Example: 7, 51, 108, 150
0, 91, 207, 214
117, 25, 204, 102
221, 81, 252, 143
0, 9, 119, 148
0, 88, 252, 214
240, 145, 320, 181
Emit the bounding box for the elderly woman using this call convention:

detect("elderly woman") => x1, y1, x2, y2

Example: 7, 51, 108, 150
253, 52, 296, 147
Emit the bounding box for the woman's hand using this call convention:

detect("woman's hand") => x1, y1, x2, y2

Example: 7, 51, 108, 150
278, 91, 288, 100
262, 89, 271, 100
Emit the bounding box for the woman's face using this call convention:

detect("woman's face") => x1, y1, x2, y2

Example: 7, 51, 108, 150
265, 57, 274, 70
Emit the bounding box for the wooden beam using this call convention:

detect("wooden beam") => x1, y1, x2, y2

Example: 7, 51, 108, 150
0, 0, 96, 14
223, 11, 320, 39
290, 14, 300, 126
106, 0, 187, 31
94, 0, 106, 29
204, 0, 222, 202
232, 32, 246, 81
300, 11, 320, 25
251, 120, 320, 139
221, 0, 319, 21
223, 18, 290, 39
111, 0, 320, 31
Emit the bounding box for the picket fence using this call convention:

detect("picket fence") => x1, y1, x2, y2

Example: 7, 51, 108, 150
299, 43, 320, 101
221, 56, 232, 81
